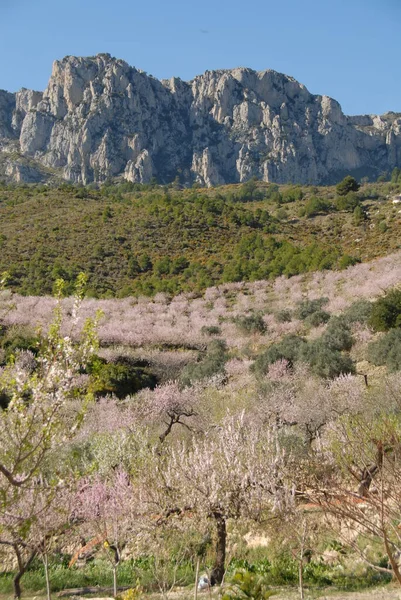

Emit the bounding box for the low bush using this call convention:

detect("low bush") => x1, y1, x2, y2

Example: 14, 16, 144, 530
304, 196, 331, 218
369, 288, 401, 331
367, 329, 401, 372
253, 318, 354, 379
0, 325, 40, 364
304, 309, 330, 327
252, 335, 307, 375
335, 192, 360, 212
295, 297, 329, 321
221, 569, 276, 600
299, 340, 355, 379
233, 313, 267, 335
344, 299, 373, 324
88, 356, 158, 398
275, 309, 292, 323
322, 316, 354, 351
201, 325, 222, 336
338, 254, 360, 269
180, 339, 228, 386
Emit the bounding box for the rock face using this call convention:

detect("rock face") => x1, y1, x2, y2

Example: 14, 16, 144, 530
0, 54, 400, 185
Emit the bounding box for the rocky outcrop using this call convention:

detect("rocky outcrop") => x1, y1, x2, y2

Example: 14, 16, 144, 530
0, 54, 400, 185
0, 89, 16, 143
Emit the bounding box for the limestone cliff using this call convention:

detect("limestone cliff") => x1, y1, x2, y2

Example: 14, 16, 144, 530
0, 54, 400, 185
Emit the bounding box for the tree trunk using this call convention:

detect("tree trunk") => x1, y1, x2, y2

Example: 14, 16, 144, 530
13, 572, 23, 600
194, 557, 200, 600
44, 553, 51, 600
210, 512, 226, 586
298, 558, 304, 600
13, 545, 36, 600
358, 464, 379, 497
383, 530, 401, 586
113, 565, 117, 598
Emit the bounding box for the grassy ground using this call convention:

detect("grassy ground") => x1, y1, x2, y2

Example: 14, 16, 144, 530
1, 587, 401, 600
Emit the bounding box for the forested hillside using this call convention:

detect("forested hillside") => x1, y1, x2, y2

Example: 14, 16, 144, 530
0, 175, 400, 297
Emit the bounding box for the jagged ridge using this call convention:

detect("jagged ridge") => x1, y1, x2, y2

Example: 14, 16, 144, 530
0, 53, 400, 185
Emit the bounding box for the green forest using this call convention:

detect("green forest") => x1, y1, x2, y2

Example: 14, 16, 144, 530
0, 173, 400, 298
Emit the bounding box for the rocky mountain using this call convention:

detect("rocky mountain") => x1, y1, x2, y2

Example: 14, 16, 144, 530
0, 53, 400, 186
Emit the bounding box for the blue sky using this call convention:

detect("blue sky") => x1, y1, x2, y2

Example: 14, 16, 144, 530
1, 0, 400, 115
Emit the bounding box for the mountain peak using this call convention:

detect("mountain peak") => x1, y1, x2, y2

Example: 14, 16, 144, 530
0, 56, 400, 185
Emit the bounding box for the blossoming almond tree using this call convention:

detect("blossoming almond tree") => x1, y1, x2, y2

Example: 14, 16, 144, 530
313, 407, 401, 585
142, 414, 292, 585
138, 381, 203, 443
0, 275, 100, 597
74, 468, 135, 598
0, 275, 100, 504
0, 481, 75, 600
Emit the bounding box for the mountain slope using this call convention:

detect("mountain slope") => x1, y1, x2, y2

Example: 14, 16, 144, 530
0, 180, 400, 297
0, 54, 400, 186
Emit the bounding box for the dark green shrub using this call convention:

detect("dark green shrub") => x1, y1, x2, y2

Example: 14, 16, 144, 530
391, 167, 401, 183
369, 289, 401, 331
201, 325, 222, 336
261, 555, 297, 585
299, 340, 355, 378
88, 356, 157, 398
295, 297, 329, 320
367, 329, 401, 371
180, 339, 228, 386
281, 186, 304, 203
275, 207, 288, 221
344, 299, 372, 324
0, 388, 10, 409
275, 309, 292, 323
322, 316, 354, 351
304, 196, 330, 218
0, 326, 40, 363
336, 176, 360, 196
338, 254, 360, 269
252, 335, 307, 375
254, 316, 354, 378
233, 313, 267, 335
335, 192, 360, 211
353, 204, 366, 224
304, 309, 330, 327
